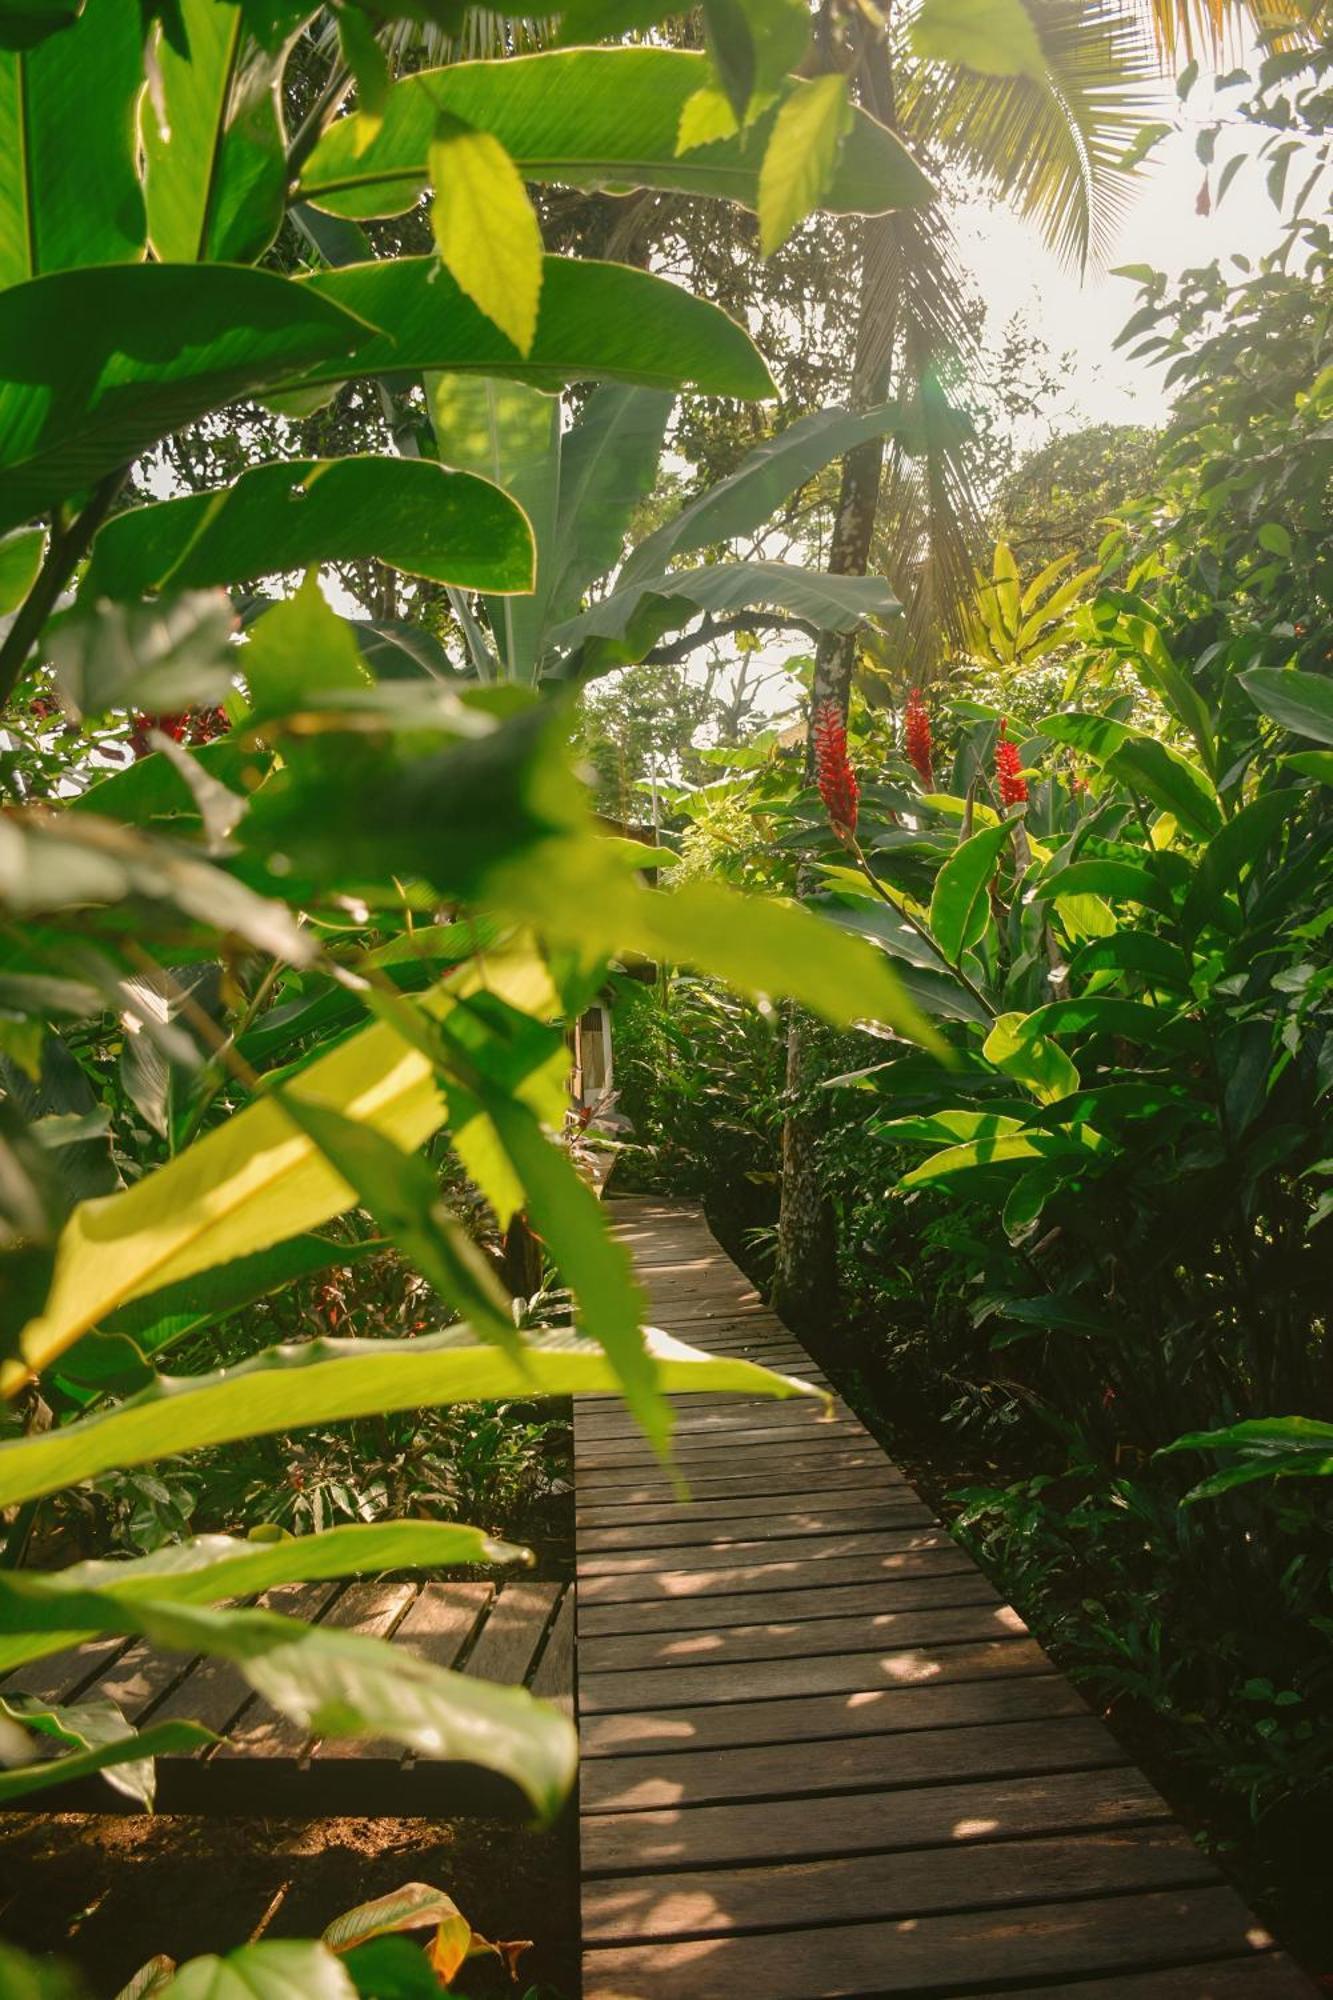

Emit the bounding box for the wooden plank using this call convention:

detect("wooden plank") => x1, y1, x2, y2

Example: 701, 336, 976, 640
577, 1446, 900, 1495
582, 1712, 1126, 1813
530, 1587, 576, 1718
576, 1418, 866, 1466
582, 1824, 1219, 1939
462, 1579, 561, 1686
576, 1473, 914, 1525
581, 1600, 1027, 1674
582, 1765, 1171, 1874
392, 1579, 494, 1668
582, 1886, 1280, 2000
579, 1502, 934, 1554
580, 1544, 980, 1605
580, 1635, 1051, 1714
579, 1571, 1002, 1639
223, 1577, 415, 1761
92, 1632, 198, 1726
579, 1527, 955, 1579
150, 1582, 340, 1742
577, 1401, 848, 1441
588, 1676, 1095, 1760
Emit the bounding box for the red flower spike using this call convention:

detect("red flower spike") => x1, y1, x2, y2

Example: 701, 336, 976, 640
129, 706, 230, 762
904, 687, 934, 790
996, 717, 1028, 807
812, 700, 859, 837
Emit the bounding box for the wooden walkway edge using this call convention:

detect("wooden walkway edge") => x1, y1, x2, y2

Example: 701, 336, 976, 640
575, 1196, 1313, 2000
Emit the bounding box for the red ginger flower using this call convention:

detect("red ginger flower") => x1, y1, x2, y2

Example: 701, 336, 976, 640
904, 686, 934, 790
812, 700, 859, 837
995, 717, 1028, 807
129, 706, 230, 761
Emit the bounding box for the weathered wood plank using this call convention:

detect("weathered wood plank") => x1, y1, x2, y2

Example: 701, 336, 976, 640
577, 1445, 900, 1495
579, 1544, 980, 1605
579, 1674, 1089, 1759
579, 1526, 955, 1579
582, 1765, 1172, 1874
581, 1712, 1126, 1813
463, 1580, 561, 1687
582, 1824, 1219, 1939
578, 1570, 1002, 1638
965, 1954, 1316, 1997
580, 1634, 1051, 1713
582, 1886, 1280, 1999
580, 1600, 1026, 1674
576, 1473, 913, 1526
578, 1501, 935, 1554
530, 1586, 576, 1719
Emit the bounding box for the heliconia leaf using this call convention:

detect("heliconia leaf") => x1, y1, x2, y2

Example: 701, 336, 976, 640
7, 950, 558, 1388
983, 1011, 1080, 1103
291, 256, 776, 400
1101, 736, 1221, 840
1241, 665, 1333, 746
549, 560, 898, 676
0, 266, 373, 536
0, 1326, 819, 1507
0, 1523, 528, 1674
927, 819, 1012, 964
82, 457, 537, 601
619, 402, 913, 588
897, 1124, 1105, 1189
1030, 858, 1177, 917
757, 73, 853, 255
429, 118, 544, 357
140, 0, 286, 265
1159, 1416, 1333, 1502
547, 386, 674, 628
0, 0, 146, 290
298, 48, 932, 224
322, 1883, 469, 1955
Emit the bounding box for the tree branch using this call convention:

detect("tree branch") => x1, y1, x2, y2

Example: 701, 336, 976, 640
0, 467, 129, 710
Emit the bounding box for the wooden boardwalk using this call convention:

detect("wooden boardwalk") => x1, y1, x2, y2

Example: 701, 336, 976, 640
576, 1197, 1312, 1999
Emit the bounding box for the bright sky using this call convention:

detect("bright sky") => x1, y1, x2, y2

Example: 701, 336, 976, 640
954, 69, 1313, 429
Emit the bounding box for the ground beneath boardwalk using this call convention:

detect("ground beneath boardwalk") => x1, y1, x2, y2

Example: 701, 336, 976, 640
0, 1810, 580, 1998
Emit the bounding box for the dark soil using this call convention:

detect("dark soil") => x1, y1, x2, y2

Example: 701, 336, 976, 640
0, 1809, 580, 1998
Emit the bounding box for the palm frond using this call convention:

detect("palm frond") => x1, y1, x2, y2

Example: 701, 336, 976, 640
901, 0, 1163, 272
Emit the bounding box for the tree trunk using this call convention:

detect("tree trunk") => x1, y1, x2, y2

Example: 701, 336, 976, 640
771, 39, 897, 1330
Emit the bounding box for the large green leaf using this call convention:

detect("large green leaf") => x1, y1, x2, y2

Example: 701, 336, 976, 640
1241, 666, 1333, 746
298, 48, 932, 222
1031, 858, 1176, 917
0, 1523, 526, 1673
0, 266, 372, 536
549, 560, 898, 675
1100, 737, 1221, 840
8, 950, 557, 1386
141, 0, 286, 265
1160, 1416, 1333, 1502
428, 117, 544, 357
157, 1944, 356, 2000
547, 385, 674, 626
82, 457, 536, 601
898, 1124, 1105, 1188
0, 0, 145, 289
275, 1097, 520, 1355
757, 73, 853, 255
495, 841, 941, 1049
292, 256, 775, 398
428, 375, 560, 680
927, 819, 1012, 963
620, 402, 912, 588
0, 1325, 817, 1505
